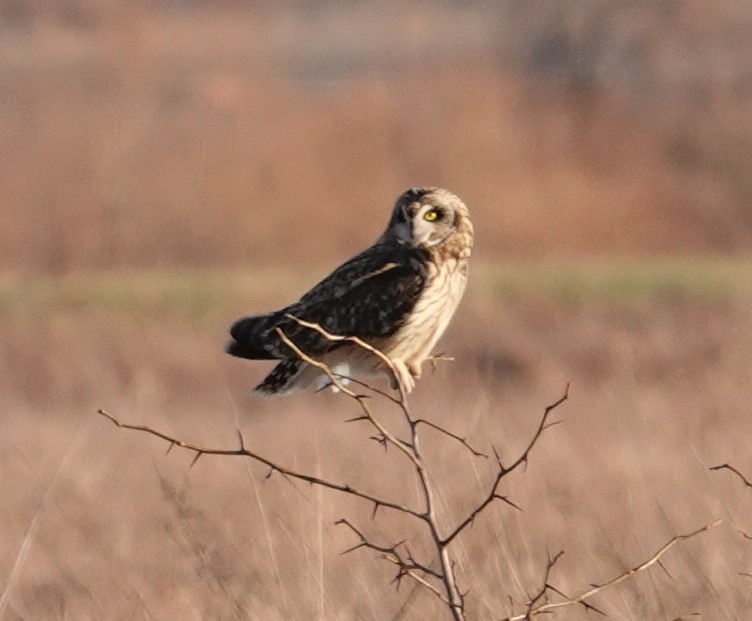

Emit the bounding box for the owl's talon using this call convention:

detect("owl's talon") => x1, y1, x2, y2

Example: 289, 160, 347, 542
408, 361, 422, 380
389, 359, 415, 394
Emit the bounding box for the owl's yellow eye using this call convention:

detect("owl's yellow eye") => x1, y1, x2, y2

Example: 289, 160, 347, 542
423, 209, 439, 222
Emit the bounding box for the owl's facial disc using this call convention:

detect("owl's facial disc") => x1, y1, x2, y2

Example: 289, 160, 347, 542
411, 202, 456, 247
383, 187, 468, 249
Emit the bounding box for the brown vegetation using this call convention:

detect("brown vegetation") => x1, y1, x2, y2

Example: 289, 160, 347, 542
1, 1, 752, 273
2, 267, 751, 618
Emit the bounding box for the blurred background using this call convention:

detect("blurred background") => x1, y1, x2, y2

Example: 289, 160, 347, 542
1, 1, 751, 619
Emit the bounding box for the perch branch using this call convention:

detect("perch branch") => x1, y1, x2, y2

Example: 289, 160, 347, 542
287, 316, 471, 620
276, 325, 420, 468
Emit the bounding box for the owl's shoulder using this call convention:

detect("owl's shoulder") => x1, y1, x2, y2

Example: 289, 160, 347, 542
299, 242, 430, 304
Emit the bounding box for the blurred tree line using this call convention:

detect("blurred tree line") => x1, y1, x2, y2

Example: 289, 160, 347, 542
0, 0, 750, 272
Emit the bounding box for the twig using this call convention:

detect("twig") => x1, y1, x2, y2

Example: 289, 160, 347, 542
336, 519, 442, 580
441, 385, 569, 547
284, 314, 402, 390
496, 384, 570, 478
524, 550, 565, 612
275, 326, 421, 469
518, 550, 605, 617
414, 418, 488, 459
274, 327, 361, 399
427, 353, 455, 372
709, 463, 752, 490
96, 409, 424, 520
339, 375, 403, 405
500, 520, 721, 620
383, 556, 452, 606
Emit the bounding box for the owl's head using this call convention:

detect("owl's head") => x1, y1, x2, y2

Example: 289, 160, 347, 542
382, 187, 473, 256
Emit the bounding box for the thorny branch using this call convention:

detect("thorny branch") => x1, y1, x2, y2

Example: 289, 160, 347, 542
98, 316, 713, 621
276, 323, 421, 469
441, 385, 569, 547
284, 318, 462, 619
413, 418, 488, 459
279, 317, 573, 621
336, 518, 447, 602
519, 551, 605, 619
96, 409, 423, 520
97, 316, 499, 621
99, 312, 571, 621
500, 520, 721, 620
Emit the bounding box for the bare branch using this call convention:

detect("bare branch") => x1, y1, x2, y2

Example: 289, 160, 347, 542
525, 550, 564, 611
441, 385, 569, 547
709, 463, 752, 490
340, 375, 403, 405
500, 520, 721, 620
284, 314, 404, 392
383, 555, 452, 606
414, 418, 488, 459
498, 384, 570, 478
426, 352, 455, 372
96, 409, 424, 520
274, 327, 360, 398
520, 550, 606, 617
269, 318, 468, 619
403, 410, 466, 618
336, 519, 450, 606
276, 325, 421, 469
336, 519, 441, 580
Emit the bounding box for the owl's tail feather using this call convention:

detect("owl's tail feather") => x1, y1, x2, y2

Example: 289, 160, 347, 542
226, 313, 279, 360
254, 360, 308, 396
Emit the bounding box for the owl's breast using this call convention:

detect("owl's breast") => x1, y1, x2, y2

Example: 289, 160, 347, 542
383, 258, 468, 365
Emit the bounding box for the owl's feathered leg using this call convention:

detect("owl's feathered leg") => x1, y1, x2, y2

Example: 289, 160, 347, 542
315, 362, 353, 393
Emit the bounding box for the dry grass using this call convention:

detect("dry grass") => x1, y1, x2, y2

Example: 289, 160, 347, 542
1, 262, 751, 619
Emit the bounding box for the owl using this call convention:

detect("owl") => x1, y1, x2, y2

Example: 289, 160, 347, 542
226, 187, 473, 396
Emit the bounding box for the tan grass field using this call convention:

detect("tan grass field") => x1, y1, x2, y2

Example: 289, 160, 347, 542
2, 260, 751, 620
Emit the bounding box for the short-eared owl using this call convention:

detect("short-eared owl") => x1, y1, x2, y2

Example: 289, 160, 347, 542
226, 187, 473, 395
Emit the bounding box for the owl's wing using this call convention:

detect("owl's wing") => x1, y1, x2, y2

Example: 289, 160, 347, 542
228, 245, 428, 360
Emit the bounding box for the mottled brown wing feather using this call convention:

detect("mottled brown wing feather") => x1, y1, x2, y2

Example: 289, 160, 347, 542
227, 243, 429, 361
